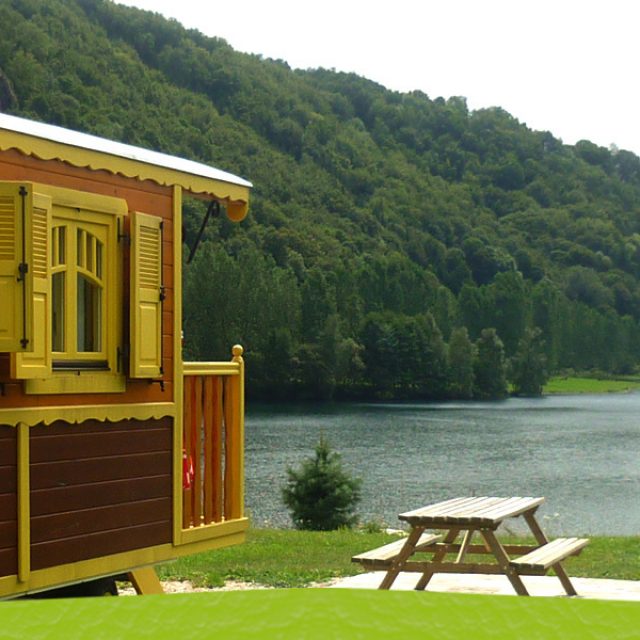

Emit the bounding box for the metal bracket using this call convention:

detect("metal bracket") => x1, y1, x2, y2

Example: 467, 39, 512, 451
149, 379, 165, 392
187, 200, 220, 264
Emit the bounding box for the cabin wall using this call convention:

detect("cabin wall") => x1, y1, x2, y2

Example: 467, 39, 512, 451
0, 426, 17, 578
0, 149, 175, 408
30, 418, 173, 570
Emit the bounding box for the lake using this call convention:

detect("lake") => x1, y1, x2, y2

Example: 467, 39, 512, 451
244, 394, 640, 535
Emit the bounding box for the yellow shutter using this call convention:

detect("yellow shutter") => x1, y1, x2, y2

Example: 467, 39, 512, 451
12, 192, 52, 378
130, 211, 163, 379
0, 183, 33, 353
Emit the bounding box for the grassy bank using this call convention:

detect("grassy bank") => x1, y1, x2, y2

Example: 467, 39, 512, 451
157, 529, 640, 588
544, 376, 640, 394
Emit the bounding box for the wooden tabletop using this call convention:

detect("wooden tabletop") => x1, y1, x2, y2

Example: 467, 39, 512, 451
399, 496, 545, 527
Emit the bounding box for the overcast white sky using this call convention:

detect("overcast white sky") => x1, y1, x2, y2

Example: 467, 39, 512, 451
116, 0, 640, 155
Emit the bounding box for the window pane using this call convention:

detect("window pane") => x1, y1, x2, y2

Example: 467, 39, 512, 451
77, 229, 85, 268
87, 234, 94, 273
59, 226, 65, 265
96, 240, 103, 279
77, 274, 102, 352
52, 272, 65, 352
53, 226, 66, 267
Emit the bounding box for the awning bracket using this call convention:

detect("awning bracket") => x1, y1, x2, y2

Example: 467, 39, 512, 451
187, 200, 220, 264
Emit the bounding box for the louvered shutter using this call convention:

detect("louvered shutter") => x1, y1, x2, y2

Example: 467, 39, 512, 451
130, 211, 163, 378
12, 192, 52, 378
0, 183, 33, 353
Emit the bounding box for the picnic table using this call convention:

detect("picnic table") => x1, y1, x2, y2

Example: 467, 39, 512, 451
353, 496, 588, 596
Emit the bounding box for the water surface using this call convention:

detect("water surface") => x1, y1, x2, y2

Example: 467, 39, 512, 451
245, 394, 640, 535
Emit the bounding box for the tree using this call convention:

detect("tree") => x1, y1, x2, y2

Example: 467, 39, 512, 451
447, 326, 475, 399
509, 327, 548, 396
282, 437, 362, 530
412, 312, 448, 398
462, 237, 516, 286
441, 248, 471, 294
360, 312, 399, 396
300, 267, 337, 342
458, 284, 490, 340
473, 328, 508, 400
486, 270, 529, 356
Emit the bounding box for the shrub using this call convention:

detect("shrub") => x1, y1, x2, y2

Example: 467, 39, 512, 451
282, 437, 362, 530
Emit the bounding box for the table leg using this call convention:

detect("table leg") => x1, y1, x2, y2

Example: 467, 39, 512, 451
480, 529, 529, 596
523, 511, 578, 596
378, 526, 425, 590
414, 528, 460, 591
456, 529, 475, 563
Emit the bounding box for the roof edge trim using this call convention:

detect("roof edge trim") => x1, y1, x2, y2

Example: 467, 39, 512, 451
0, 114, 252, 204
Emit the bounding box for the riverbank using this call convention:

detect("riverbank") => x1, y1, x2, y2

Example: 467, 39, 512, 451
156, 529, 640, 589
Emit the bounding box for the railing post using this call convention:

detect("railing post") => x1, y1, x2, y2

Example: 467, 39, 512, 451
224, 345, 244, 521
203, 376, 224, 524
193, 376, 203, 524
182, 376, 194, 529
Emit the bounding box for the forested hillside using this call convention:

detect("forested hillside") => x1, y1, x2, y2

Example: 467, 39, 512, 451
3, 0, 640, 400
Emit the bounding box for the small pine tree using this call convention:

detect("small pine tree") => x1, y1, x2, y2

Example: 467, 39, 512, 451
282, 437, 362, 530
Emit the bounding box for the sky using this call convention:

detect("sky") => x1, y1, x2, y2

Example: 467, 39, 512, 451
116, 0, 640, 156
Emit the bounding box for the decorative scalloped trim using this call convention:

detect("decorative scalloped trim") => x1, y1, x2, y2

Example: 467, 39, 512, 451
0, 132, 249, 220
0, 402, 176, 428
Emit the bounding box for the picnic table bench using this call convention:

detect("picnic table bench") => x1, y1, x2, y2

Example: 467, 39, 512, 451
352, 497, 588, 596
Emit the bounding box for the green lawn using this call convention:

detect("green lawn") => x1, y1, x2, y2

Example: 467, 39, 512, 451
5, 589, 640, 639
157, 528, 640, 588
544, 376, 640, 394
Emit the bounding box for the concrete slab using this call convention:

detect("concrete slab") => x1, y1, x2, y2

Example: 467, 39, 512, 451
331, 572, 640, 601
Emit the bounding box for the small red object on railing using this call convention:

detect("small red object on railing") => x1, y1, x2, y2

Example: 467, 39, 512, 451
182, 449, 194, 490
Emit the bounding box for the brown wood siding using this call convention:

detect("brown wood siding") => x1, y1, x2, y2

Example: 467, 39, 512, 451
0, 150, 175, 407
0, 426, 17, 577
29, 418, 172, 571
0, 353, 9, 381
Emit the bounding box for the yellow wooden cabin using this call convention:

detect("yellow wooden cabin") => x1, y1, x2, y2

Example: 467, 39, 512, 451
0, 113, 251, 597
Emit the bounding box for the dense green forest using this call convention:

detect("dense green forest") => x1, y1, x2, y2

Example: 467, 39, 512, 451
3, 0, 640, 400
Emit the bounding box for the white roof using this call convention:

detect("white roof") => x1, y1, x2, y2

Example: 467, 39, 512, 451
0, 112, 252, 189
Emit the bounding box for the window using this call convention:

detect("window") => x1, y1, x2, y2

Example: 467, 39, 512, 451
0, 182, 127, 393
1, 181, 165, 393
51, 214, 108, 369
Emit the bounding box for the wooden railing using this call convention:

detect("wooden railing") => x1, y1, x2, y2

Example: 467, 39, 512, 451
181, 345, 244, 529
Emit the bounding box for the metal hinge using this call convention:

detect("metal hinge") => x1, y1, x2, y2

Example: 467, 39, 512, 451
16, 262, 28, 283
117, 344, 130, 372
117, 218, 130, 245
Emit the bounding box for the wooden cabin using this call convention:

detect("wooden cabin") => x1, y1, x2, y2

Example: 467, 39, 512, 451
0, 113, 251, 597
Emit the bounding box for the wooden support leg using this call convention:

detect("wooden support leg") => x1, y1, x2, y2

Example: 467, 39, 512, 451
456, 529, 475, 564
523, 511, 578, 596
523, 510, 549, 547
414, 528, 460, 591
378, 526, 425, 590
128, 567, 164, 595
552, 563, 578, 596
480, 529, 529, 596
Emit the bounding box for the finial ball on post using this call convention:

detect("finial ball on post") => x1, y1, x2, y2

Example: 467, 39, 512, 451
232, 344, 244, 358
